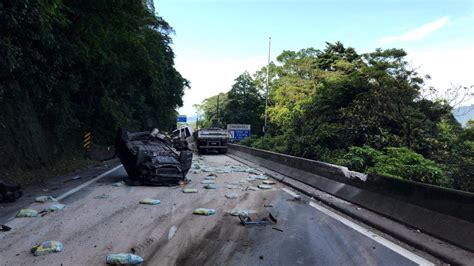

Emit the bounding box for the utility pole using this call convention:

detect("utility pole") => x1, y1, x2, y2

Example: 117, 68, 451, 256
263, 37, 271, 134
196, 112, 199, 130
216, 94, 220, 122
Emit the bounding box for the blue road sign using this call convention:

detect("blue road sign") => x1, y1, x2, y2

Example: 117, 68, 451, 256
227, 124, 251, 141
232, 129, 250, 140
177, 115, 187, 123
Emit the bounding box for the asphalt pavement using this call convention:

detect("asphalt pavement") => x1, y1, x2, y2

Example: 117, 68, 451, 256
0, 154, 436, 265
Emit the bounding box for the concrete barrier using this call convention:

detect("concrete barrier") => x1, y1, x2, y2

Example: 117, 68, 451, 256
228, 144, 474, 252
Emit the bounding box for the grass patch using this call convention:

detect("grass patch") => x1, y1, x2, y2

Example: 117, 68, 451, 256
3, 151, 95, 186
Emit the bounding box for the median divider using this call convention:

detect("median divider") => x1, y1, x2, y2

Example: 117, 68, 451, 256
228, 144, 474, 252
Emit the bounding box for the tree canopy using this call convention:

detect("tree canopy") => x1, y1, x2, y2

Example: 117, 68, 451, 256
207, 42, 473, 192
0, 0, 186, 172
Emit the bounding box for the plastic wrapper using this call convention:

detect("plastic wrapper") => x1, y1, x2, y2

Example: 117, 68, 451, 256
112, 181, 125, 187
193, 208, 215, 216
35, 196, 57, 203
203, 184, 217, 189
262, 180, 276, 185
248, 174, 268, 180
182, 188, 198, 193
139, 198, 161, 205
106, 253, 144, 265
16, 208, 38, 218
258, 184, 273, 190
225, 193, 238, 199
229, 209, 249, 217
201, 180, 215, 184
44, 204, 65, 212
31, 241, 63, 256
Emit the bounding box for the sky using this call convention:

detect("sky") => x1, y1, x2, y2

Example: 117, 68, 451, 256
154, 0, 474, 117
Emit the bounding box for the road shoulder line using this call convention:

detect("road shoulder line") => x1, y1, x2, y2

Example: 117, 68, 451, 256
56, 164, 123, 201
281, 188, 434, 265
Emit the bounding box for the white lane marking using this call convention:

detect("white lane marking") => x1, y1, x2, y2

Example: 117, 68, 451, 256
56, 165, 123, 201
281, 188, 434, 266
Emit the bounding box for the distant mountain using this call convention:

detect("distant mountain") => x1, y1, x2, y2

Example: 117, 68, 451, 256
453, 105, 474, 127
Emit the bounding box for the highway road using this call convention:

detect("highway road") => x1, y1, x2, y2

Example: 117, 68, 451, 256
0, 154, 439, 265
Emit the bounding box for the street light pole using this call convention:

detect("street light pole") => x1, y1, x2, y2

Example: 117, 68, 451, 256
263, 37, 271, 135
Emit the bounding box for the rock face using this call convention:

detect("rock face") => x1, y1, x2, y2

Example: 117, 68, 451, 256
115, 128, 192, 185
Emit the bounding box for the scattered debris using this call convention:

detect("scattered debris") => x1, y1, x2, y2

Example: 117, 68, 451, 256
94, 194, 112, 200
229, 209, 249, 217
34, 196, 57, 203
207, 173, 217, 177
203, 184, 217, 189
182, 188, 198, 193
168, 226, 177, 240
43, 204, 65, 213
246, 176, 256, 182
225, 193, 238, 199
106, 253, 144, 265
225, 185, 238, 189
260, 255, 264, 260
239, 213, 277, 226
201, 180, 215, 184
112, 181, 125, 187
1, 224, 12, 231
31, 241, 63, 256
272, 227, 284, 232
264, 204, 273, 208
204, 176, 216, 180
246, 186, 259, 191
139, 198, 161, 205
262, 180, 276, 185
64, 175, 82, 183
356, 207, 361, 210
193, 208, 216, 216
247, 175, 268, 180
258, 184, 273, 190
16, 209, 39, 218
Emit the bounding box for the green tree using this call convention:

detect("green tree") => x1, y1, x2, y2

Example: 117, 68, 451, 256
223, 72, 265, 135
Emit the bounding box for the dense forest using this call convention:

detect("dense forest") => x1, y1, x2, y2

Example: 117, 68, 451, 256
197, 42, 474, 192
0, 1, 186, 174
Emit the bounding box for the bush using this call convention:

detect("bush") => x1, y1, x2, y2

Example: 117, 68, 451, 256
370, 147, 450, 186
339, 146, 450, 187
337, 146, 383, 172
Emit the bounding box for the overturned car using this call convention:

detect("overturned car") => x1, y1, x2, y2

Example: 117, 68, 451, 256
115, 128, 193, 185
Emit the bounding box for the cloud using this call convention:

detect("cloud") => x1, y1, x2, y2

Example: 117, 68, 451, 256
379, 17, 449, 45
407, 44, 474, 105
175, 51, 266, 116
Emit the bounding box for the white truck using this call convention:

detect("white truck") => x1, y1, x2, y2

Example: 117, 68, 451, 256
194, 127, 228, 154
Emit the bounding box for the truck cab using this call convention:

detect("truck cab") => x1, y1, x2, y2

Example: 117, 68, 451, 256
194, 127, 228, 154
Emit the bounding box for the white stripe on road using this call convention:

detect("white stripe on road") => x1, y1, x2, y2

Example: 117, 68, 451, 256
281, 188, 434, 266
56, 165, 123, 201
